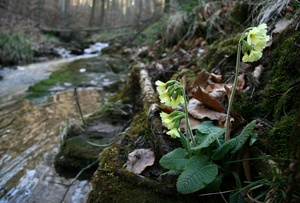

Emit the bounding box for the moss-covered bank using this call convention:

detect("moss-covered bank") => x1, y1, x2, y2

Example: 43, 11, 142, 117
87, 28, 300, 203
86, 4, 300, 202
234, 30, 300, 159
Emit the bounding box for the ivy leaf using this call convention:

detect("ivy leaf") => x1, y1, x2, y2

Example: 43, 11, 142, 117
176, 155, 218, 194
159, 148, 189, 171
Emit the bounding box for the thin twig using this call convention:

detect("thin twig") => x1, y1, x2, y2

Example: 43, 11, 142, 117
198, 190, 232, 196
59, 157, 101, 203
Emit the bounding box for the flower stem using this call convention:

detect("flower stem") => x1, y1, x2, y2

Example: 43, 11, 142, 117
182, 85, 196, 146
224, 37, 243, 141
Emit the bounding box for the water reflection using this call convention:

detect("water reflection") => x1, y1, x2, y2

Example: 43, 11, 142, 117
0, 88, 103, 202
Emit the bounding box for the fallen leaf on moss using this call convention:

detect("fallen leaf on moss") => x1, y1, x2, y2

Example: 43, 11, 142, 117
253, 64, 264, 83
157, 104, 174, 114
193, 87, 225, 113
188, 98, 226, 124
126, 149, 155, 174
237, 73, 245, 91
180, 116, 202, 133
189, 70, 210, 90
209, 72, 222, 83
205, 83, 228, 101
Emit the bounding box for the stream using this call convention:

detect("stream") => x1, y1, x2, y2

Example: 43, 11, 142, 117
0, 42, 122, 203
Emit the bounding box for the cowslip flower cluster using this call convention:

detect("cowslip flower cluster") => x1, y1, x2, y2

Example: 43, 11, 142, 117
155, 80, 186, 138
155, 80, 184, 109
159, 111, 185, 138
242, 23, 270, 62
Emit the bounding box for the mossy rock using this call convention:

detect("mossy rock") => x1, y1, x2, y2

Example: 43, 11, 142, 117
54, 112, 129, 179
87, 120, 221, 203
54, 136, 102, 178
87, 67, 224, 202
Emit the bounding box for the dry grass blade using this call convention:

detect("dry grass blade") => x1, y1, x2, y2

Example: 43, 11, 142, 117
247, 0, 292, 24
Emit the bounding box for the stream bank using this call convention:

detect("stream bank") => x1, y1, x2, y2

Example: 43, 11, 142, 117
0, 44, 130, 202
86, 7, 300, 203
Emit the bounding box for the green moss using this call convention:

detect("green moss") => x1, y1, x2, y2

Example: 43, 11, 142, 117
55, 137, 102, 176
228, 2, 249, 28
26, 54, 128, 99
261, 31, 300, 158
234, 30, 300, 159
200, 35, 239, 71
268, 116, 297, 158
89, 168, 175, 203
26, 58, 91, 98
135, 20, 165, 45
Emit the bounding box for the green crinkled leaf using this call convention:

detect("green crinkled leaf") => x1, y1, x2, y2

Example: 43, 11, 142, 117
193, 121, 223, 134
231, 120, 256, 154
191, 128, 225, 151
211, 138, 237, 160
205, 173, 223, 192
159, 148, 189, 171
179, 131, 191, 153
176, 155, 218, 194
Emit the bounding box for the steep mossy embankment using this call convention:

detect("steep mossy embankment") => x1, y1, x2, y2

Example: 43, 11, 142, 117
85, 4, 300, 201
234, 30, 300, 159
87, 27, 300, 202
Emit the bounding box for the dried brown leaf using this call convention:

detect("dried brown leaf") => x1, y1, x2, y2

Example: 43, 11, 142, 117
180, 116, 202, 133
253, 65, 264, 83
126, 149, 155, 174
242, 145, 252, 182
188, 98, 226, 124
210, 73, 222, 83
193, 87, 225, 113
189, 70, 210, 89
206, 83, 227, 101
157, 104, 174, 114
237, 73, 245, 91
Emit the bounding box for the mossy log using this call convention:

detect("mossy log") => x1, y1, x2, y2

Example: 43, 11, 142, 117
87, 65, 210, 202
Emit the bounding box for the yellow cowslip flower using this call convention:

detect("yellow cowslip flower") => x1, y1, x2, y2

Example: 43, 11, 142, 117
156, 80, 172, 106
169, 94, 184, 109
247, 23, 270, 51
155, 80, 167, 94
166, 128, 180, 138
242, 49, 262, 62
158, 90, 171, 106
160, 112, 174, 129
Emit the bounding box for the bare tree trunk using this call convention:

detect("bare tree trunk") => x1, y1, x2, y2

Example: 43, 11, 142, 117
89, 0, 96, 26
164, 0, 170, 13
99, 0, 105, 26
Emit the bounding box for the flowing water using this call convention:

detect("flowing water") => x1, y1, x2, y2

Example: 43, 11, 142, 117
0, 43, 121, 202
